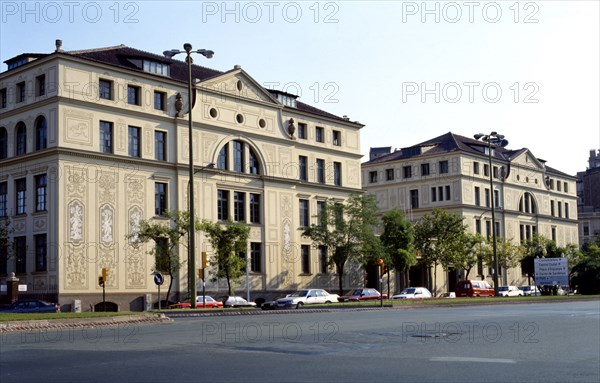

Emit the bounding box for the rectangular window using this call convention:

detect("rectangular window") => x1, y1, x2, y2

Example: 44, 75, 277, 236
35, 234, 47, 272
431, 187, 437, 202
493, 166, 499, 179
474, 186, 481, 206
484, 164, 489, 177
315, 127, 324, 143
438, 186, 443, 202
583, 225, 590, 236
35, 174, 47, 212
234, 192, 245, 222
143, 61, 170, 76
299, 156, 308, 181
557, 181, 562, 192
317, 201, 326, 226
421, 163, 430, 176
403, 166, 412, 179
127, 85, 141, 105
99, 79, 112, 100
565, 203, 569, 219
15, 236, 26, 274
410, 189, 419, 209
332, 130, 341, 146
218, 190, 229, 220
154, 91, 166, 110
552, 227, 556, 242
299, 199, 309, 227
100, 121, 113, 154
386, 169, 395, 181
551, 200, 555, 216
155, 131, 167, 161
0, 182, 7, 217
333, 162, 342, 186
564, 182, 568, 193
473, 162, 480, 175
301, 245, 310, 274
155, 182, 167, 216
17, 82, 26, 103
0, 88, 6, 109
319, 246, 328, 274
36, 75, 45, 97
486, 221, 491, 239
445, 185, 451, 200
316, 159, 325, 183
298, 123, 307, 139
557, 201, 562, 218
250, 242, 262, 273
475, 219, 481, 234
369, 171, 378, 183
439, 160, 449, 174
16, 178, 26, 215
494, 190, 500, 208
128, 126, 141, 157
0, 240, 7, 275
233, 141, 244, 172
485, 188, 490, 208
250, 193, 260, 224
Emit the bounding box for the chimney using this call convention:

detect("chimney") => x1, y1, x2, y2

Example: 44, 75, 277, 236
55, 39, 63, 52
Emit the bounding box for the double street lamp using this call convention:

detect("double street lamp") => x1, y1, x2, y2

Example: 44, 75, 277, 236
164, 44, 214, 309
474, 131, 508, 296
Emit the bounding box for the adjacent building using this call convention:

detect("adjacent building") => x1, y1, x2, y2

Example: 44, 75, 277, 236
0, 41, 364, 310
577, 149, 600, 245
362, 132, 579, 294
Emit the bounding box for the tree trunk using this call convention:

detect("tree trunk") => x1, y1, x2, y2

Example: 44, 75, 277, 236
166, 274, 174, 308
337, 263, 344, 296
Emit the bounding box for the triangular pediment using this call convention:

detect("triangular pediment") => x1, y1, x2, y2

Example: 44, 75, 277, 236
198, 68, 278, 104
511, 149, 546, 170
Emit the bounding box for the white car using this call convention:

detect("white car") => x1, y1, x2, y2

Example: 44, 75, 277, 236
391, 287, 433, 299
519, 285, 541, 296
275, 289, 339, 309
220, 296, 257, 308
497, 285, 523, 297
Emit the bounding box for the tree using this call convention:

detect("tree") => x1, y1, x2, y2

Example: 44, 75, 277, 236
0, 219, 14, 273
380, 209, 416, 290
127, 210, 198, 305
302, 193, 381, 295
199, 219, 250, 296
520, 234, 548, 284
571, 237, 600, 294
484, 237, 522, 275
413, 209, 467, 295
455, 232, 486, 279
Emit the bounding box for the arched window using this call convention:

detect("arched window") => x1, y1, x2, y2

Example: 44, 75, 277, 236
0, 127, 7, 159
35, 116, 47, 151
217, 140, 261, 175
15, 122, 27, 155
217, 143, 228, 170
519, 192, 537, 214
249, 148, 260, 175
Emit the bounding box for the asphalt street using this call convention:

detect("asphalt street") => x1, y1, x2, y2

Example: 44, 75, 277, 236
1, 301, 599, 383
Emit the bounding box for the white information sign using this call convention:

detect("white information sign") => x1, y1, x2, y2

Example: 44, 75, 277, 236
534, 258, 569, 285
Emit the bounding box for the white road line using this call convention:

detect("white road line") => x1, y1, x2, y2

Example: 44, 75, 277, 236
430, 357, 516, 364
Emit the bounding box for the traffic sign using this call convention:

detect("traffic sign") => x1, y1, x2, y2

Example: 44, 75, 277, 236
154, 272, 164, 286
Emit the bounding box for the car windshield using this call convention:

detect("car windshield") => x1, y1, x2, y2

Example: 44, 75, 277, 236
402, 288, 416, 294
289, 291, 308, 297
350, 289, 363, 295
520, 286, 531, 291
499, 286, 509, 291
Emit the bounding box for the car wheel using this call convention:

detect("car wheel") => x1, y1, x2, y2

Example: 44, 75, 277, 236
296, 302, 304, 309
325, 301, 331, 304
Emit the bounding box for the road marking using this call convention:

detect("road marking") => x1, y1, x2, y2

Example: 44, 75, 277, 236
430, 357, 516, 364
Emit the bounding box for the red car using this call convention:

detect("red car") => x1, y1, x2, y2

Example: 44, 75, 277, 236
168, 296, 223, 309
339, 288, 387, 302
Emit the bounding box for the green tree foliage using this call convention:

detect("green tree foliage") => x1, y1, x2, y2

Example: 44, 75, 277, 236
199, 219, 250, 296
0, 219, 13, 272
570, 237, 600, 295
127, 210, 198, 303
302, 194, 381, 295
521, 234, 581, 286
413, 209, 467, 294
455, 232, 486, 279
380, 209, 416, 289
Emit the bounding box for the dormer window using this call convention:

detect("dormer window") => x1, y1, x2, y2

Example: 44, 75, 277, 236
276, 94, 297, 108
143, 60, 170, 76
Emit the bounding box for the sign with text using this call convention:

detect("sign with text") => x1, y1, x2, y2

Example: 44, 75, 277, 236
535, 258, 569, 285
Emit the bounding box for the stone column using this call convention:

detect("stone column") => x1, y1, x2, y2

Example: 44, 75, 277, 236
6, 272, 19, 303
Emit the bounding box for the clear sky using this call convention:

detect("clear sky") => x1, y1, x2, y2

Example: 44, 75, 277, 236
1, 0, 598, 175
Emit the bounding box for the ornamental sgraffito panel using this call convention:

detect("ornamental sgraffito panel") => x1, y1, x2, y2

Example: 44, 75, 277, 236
68, 200, 84, 244
64, 244, 87, 289
100, 204, 114, 246
126, 205, 146, 289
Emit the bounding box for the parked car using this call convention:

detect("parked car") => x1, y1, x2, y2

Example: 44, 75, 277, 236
219, 296, 257, 308
274, 289, 339, 309
339, 288, 387, 302
168, 295, 223, 309
519, 285, 541, 296
391, 287, 433, 299
439, 292, 456, 298
0, 299, 60, 313
455, 280, 495, 297
497, 285, 523, 297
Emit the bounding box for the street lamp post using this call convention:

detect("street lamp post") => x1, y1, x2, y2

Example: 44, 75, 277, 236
164, 44, 214, 309
474, 131, 508, 296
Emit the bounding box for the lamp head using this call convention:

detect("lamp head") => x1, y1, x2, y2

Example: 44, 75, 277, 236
198, 49, 214, 59
163, 49, 179, 58
474, 133, 485, 140
183, 43, 193, 53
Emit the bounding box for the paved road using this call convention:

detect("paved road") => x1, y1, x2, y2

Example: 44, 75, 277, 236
1, 301, 599, 383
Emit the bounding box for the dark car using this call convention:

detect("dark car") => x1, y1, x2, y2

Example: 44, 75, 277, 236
339, 288, 387, 302
0, 299, 60, 313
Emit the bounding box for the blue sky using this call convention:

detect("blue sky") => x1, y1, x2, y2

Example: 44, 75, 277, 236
1, 0, 598, 175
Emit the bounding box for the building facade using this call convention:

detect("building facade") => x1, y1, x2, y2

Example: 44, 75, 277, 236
0, 42, 364, 310
577, 149, 600, 245
362, 132, 579, 295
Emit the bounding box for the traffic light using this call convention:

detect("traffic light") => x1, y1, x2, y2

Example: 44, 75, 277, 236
98, 276, 104, 287
102, 267, 108, 281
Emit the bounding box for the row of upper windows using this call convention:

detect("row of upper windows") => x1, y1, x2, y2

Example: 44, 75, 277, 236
0, 116, 48, 159
0, 174, 48, 217
298, 156, 342, 186
0, 75, 46, 109
296, 122, 342, 147
99, 79, 167, 111
99, 120, 168, 161
368, 160, 449, 183
0, 233, 48, 275
546, 177, 570, 194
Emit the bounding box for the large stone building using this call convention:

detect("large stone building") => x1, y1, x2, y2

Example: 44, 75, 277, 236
0, 41, 364, 310
363, 132, 579, 294
577, 149, 600, 245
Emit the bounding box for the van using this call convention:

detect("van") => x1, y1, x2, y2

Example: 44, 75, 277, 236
455, 280, 495, 297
